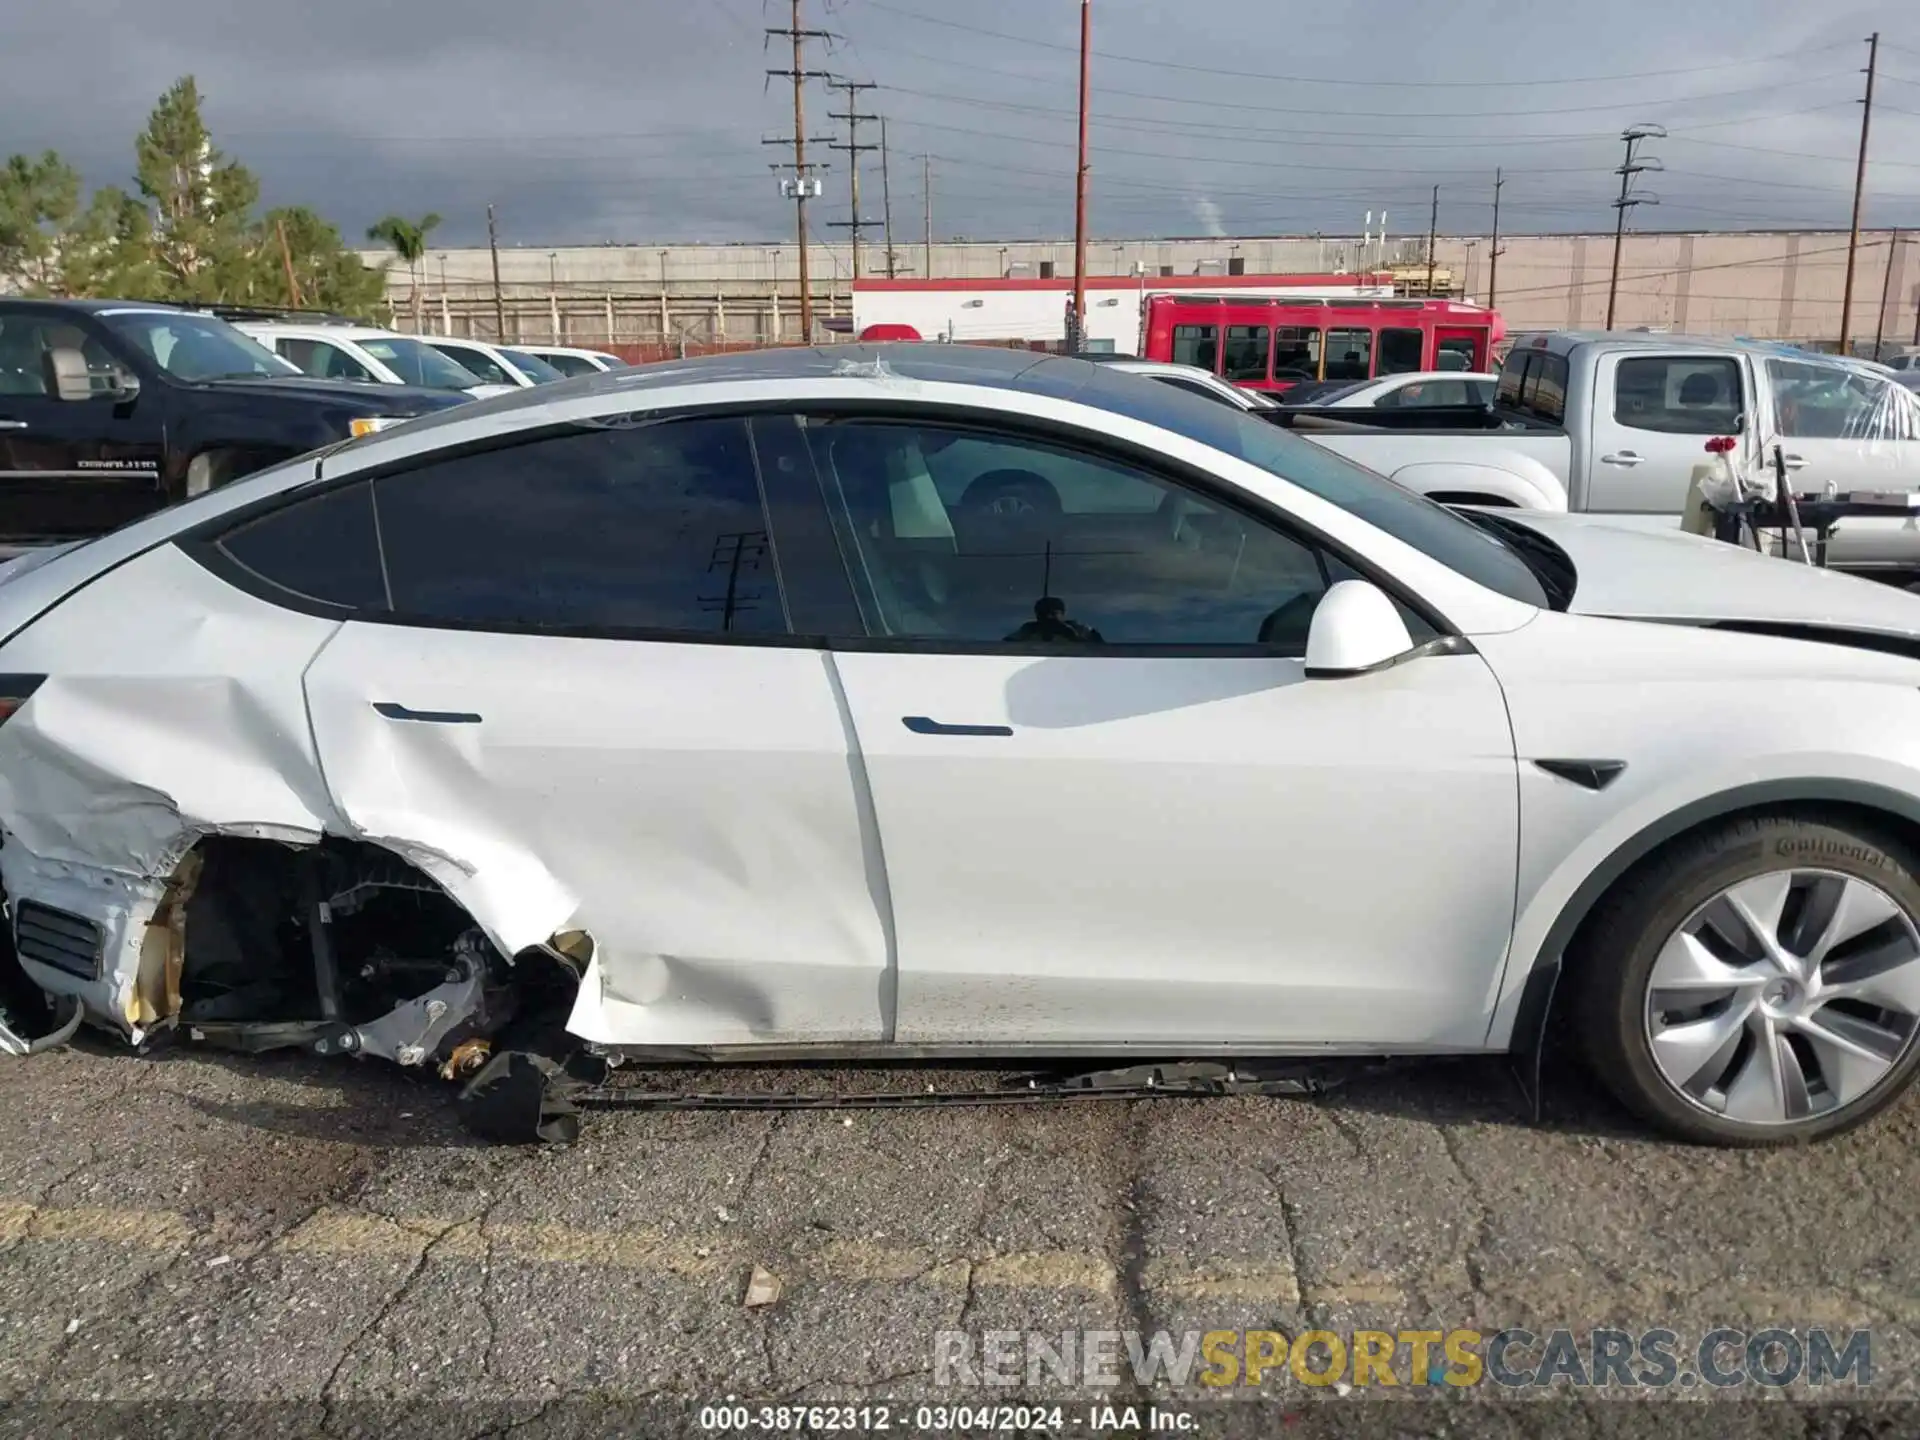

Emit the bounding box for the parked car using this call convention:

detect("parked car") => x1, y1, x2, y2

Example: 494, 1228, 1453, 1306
1078, 357, 1278, 410
1312, 370, 1499, 410
9, 343, 1920, 1148
425, 337, 567, 388
514, 344, 628, 377
1279, 332, 1920, 571
223, 311, 516, 400
0, 298, 469, 548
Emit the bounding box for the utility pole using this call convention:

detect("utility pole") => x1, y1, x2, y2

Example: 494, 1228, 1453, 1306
1606, 124, 1665, 329
923, 154, 933, 280
275, 217, 303, 308
880, 118, 897, 278
486, 203, 506, 340
1840, 31, 1880, 355
1488, 168, 1506, 308
1875, 228, 1902, 361
1070, 0, 1091, 349
1424, 185, 1439, 296
766, 0, 834, 341
827, 80, 879, 280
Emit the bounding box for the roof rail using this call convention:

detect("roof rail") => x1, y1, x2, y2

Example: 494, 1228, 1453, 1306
199, 303, 362, 325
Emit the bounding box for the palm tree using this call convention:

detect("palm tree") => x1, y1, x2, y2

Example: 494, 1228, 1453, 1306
366, 212, 441, 332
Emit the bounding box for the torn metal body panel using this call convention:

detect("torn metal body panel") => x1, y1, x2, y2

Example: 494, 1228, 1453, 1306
0, 546, 342, 1033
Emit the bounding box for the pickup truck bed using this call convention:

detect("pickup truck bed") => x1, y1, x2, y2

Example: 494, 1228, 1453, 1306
1267, 405, 1574, 511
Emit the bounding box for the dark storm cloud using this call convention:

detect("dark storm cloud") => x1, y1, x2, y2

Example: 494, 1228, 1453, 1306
4, 0, 1919, 246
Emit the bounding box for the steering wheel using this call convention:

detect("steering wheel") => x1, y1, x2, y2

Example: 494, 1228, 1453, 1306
957, 469, 1062, 519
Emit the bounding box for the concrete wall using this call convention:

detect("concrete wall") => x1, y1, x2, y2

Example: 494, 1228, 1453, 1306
360, 230, 1920, 354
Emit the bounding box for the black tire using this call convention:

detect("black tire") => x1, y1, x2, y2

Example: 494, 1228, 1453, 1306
1567, 811, 1920, 1147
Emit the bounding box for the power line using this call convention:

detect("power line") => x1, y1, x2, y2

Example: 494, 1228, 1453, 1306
876, 85, 1858, 154
873, 71, 1858, 124
858, 2, 1852, 89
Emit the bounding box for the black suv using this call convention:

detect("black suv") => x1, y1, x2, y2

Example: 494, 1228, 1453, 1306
0, 299, 471, 548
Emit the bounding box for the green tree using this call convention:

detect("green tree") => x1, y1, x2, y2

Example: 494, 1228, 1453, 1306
1, 75, 391, 313
366, 212, 441, 333
132, 76, 261, 301
55, 186, 165, 299
0, 151, 82, 293
266, 206, 386, 318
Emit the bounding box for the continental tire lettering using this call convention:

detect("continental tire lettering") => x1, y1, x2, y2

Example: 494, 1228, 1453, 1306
1772, 838, 1885, 866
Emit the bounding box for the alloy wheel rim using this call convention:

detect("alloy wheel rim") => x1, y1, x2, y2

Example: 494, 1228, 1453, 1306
1643, 867, 1920, 1125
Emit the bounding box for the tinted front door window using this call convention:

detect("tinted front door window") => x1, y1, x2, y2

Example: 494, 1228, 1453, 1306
432, 344, 513, 386
1614, 356, 1743, 435
801, 419, 1379, 653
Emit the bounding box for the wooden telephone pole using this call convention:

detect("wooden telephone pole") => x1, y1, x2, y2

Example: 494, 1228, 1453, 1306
827, 80, 879, 280
1487, 168, 1506, 308
1424, 185, 1439, 296
765, 0, 834, 340
1839, 31, 1880, 354
486, 204, 506, 339
880, 118, 897, 278
1070, 0, 1091, 348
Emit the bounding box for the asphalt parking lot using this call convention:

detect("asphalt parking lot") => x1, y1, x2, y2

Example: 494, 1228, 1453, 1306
1, 1039, 1917, 1438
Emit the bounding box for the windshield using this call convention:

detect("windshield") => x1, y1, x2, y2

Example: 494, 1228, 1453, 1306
359, 335, 485, 390
101, 311, 300, 381
501, 347, 566, 383
1042, 361, 1552, 610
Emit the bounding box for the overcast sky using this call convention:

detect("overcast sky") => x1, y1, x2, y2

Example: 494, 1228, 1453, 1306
5, 0, 1920, 249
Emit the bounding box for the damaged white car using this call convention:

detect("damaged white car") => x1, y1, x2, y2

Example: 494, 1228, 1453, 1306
8, 344, 1920, 1147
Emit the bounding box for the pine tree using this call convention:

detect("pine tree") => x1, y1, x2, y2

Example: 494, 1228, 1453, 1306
0, 151, 82, 293
0, 75, 391, 310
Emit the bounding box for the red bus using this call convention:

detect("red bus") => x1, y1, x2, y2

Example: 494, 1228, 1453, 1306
1141, 295, 1504, 394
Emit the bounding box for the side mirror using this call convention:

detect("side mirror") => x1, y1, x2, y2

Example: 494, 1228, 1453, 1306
1304, 580, 1417, 679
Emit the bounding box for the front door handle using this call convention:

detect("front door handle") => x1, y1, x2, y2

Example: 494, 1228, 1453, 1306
902, 715, 1013, 738
0, 420, 27, 431
373, 701, 482, 725
1600, 450, 1642, 467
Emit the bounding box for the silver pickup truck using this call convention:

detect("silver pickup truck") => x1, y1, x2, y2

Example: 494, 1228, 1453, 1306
1284, 331, 1920, 571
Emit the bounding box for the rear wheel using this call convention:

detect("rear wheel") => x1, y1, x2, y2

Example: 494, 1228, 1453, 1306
1570, 813, 1920, 1145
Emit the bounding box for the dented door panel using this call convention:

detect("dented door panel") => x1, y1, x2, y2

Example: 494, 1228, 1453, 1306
301, 622, 891, 1047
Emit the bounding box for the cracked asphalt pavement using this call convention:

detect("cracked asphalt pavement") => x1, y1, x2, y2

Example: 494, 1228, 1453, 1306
1, 1039, 1917, 1438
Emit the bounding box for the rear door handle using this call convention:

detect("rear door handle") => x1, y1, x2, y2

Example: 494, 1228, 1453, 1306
0, 420, 27, 431
1599, 450, 1642, 467
373, 701, 482, 725
902, 715, 1013, 738
1780, 453, 1809, 471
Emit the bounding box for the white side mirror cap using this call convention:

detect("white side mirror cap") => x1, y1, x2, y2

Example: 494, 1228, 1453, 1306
1304, 580, 1417, 678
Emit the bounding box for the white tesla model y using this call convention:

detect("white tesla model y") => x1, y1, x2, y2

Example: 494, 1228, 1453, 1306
5, 345, 1920, 1147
